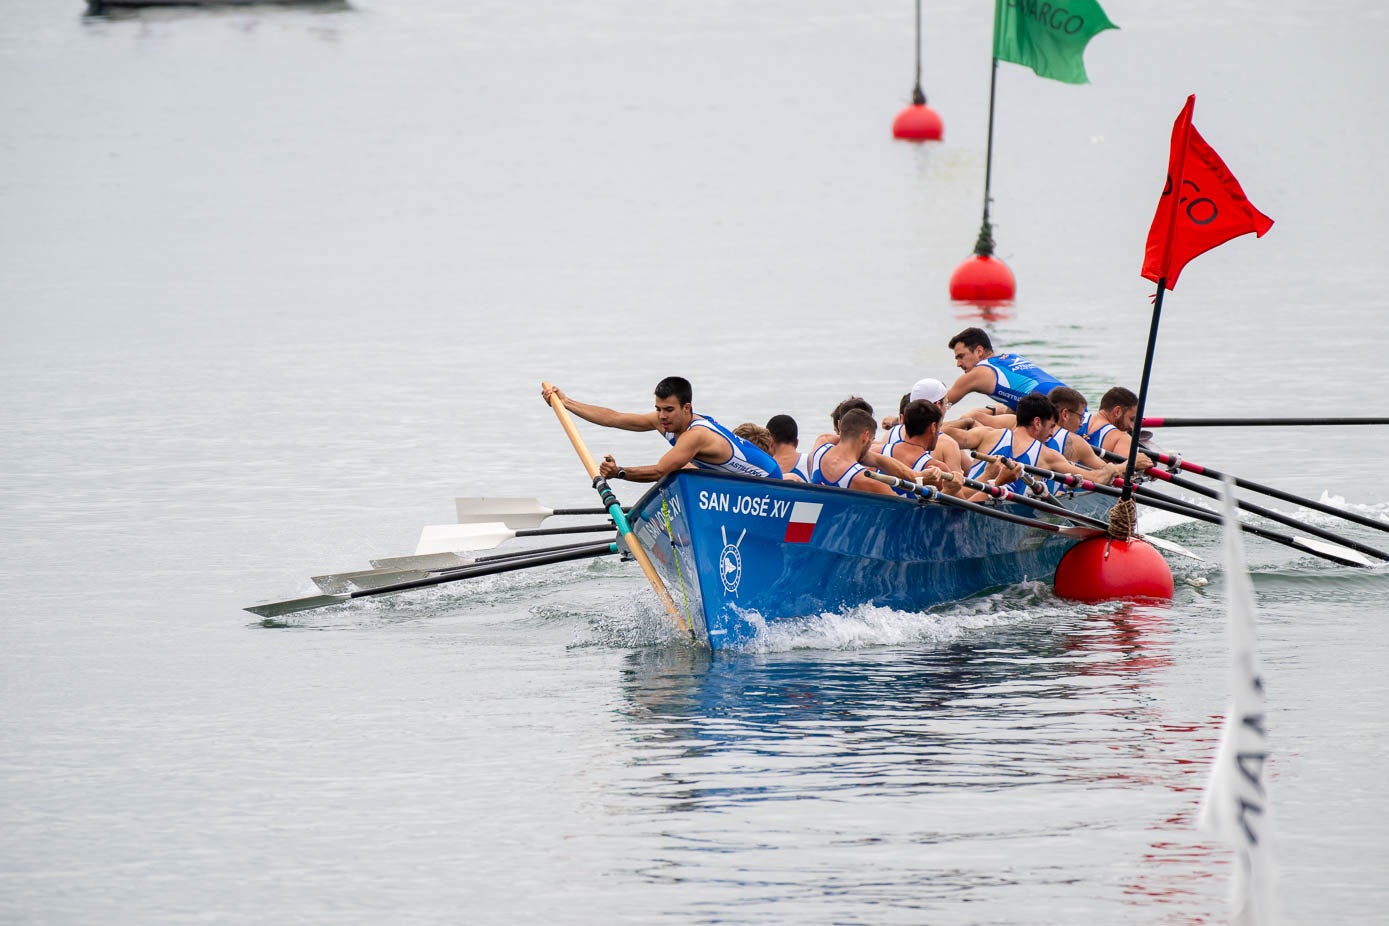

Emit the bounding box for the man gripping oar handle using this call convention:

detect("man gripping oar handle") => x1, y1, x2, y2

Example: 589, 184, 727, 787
542, 381, 694, 640
865, 471, 1101, 538
968, 449, 1136, 540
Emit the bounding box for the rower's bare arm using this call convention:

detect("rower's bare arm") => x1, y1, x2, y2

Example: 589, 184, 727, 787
944, 367, 992, 406
865, 450, 917, 482
962, 408, 1017, 429
540, 384, 656, 431
850, 472, 898, 496
1067, 438, 1108, 470
600, 429, 717, 482
1038, 446, 1087, 477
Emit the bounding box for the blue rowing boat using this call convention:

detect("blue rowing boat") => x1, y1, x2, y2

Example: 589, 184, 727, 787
627, 470, 1114, 650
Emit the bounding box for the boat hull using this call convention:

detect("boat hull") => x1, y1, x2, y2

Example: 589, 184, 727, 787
628, 470, 1112, 649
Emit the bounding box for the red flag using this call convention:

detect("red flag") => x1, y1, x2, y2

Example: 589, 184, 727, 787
1142, 95, 1273, 290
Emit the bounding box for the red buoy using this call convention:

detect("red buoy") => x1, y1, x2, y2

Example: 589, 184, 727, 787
949, 254, 1016, 302
1053, 537, 1174, 603
892, 103, 943, 141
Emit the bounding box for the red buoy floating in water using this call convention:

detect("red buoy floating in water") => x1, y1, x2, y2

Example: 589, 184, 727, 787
949, 253, 1016, 302
892, 103, 943, 141
1053, 537, 1174, 603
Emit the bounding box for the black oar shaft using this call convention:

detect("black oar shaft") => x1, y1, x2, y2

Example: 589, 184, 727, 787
1143, 469, 1389, 562
871, 473, 1080, 534
1145, 416, 1389, 428
512, 523, 614, 539
1107, 449, 1389, 536
1015, 461, 1367, 566
952, 473, 1108, 530
349, 540, 618, 598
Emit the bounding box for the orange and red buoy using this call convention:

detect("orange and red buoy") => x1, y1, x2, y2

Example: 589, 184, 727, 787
949, 253, 1015, 302
1054, 537, 1175, 603
892, 102, 943, 141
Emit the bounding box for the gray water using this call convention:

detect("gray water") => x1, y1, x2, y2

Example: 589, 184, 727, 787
3, 1, 1388, 922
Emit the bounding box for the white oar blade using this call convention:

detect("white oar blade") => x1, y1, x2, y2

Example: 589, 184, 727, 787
369, 551, 468, 571
456, 497, 552, 529
1140, 534, 1205, 562
339, 569, 431, 591
1292, 536, 1374, 568
415, 522, 515, 555
312, 568, 434, 593
246, 593, 349, 619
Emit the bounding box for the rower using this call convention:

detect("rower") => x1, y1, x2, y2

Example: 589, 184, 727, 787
809, 409, 897, 496
1080, 386, 1153, 468
765, 414, 809, 482
811, 396, 931, 485
943, 327, 1070, 411
541, 377, 783, 482
951, 392, 1120, 493
733, 422, 774, 454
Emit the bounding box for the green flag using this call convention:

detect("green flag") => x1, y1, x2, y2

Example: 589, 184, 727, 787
993, 0, 1117, 84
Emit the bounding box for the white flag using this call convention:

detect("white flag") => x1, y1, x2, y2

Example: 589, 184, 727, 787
1198, 476, 1277, 925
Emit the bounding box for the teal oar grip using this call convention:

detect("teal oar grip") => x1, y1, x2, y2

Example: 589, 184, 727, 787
593, 476, 636, 534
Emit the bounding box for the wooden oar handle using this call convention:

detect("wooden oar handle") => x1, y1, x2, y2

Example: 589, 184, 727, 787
543, 382, 602, 478
542, 381, 693, 639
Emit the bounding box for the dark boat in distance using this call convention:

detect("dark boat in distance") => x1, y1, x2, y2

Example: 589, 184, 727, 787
86, 0, 346, 15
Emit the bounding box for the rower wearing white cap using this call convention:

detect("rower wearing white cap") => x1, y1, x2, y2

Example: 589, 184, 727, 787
881, 378, 948, 449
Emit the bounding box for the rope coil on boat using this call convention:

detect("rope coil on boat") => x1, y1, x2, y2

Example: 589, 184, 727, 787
1106, 498, 1138, 540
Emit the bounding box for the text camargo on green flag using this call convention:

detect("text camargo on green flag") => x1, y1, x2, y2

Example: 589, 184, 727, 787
993, 0, 1117, 84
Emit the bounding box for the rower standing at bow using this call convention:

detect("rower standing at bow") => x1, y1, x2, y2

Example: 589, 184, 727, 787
540, 377, 783, 482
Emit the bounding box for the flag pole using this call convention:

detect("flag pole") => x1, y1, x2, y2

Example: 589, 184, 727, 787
1121, 284, 1166, 502
911, 0, 925, 106
974, 57, 1000, 256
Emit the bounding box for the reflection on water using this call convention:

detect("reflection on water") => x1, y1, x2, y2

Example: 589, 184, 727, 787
951, 299, 1016, 327
612, 606, 1227, 920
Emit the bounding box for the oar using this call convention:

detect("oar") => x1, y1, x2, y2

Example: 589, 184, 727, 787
1135, 465, 1389, 563
1101, 448, 1389, 536
313, 538, 617, 594
1144, 416, 1389, 428
1003, 461, 1373, 568
948, 461, 1202, 561
864, 471, 1106, 538
455, 497, 624, 530
245, 540, 621, 619
415, 520, 615, 555
543, 381, 693, 639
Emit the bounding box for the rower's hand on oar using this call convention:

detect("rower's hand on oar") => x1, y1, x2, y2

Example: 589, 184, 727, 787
600, 454, 622, 479
915, 468, 943, 488
993, 460, 1023, 487
541, 383, 566, 405
1093, 463, 1129, 486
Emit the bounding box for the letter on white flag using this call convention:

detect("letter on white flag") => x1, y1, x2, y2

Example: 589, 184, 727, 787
1198, 476, 1277, 925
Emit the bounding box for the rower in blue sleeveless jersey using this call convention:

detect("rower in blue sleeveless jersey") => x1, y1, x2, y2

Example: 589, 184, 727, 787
949, 393, 1119, 495
765, 414, 810, 482
809, 409, 896, 495
540, 377, 783, 482
1079, 386, 1153, 470
943, 327, 1069, 410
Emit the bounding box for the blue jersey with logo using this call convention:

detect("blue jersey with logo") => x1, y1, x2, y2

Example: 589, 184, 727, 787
979, 354, 1068, 409
663, 415, 783, 479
